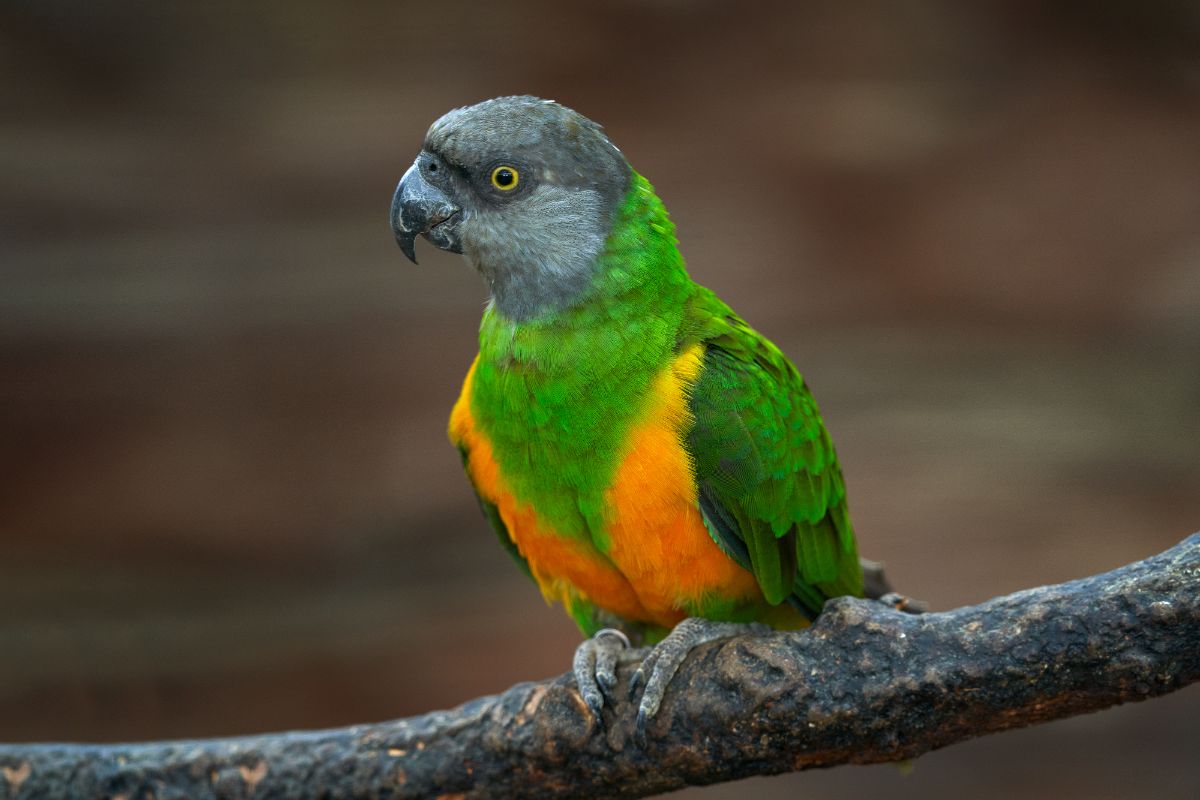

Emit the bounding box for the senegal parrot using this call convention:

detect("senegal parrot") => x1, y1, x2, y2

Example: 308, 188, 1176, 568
391, 96, 863, 736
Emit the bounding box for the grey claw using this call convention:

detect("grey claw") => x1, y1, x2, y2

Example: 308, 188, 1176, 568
628, 667, 645, 699
628, 642, 659, 699
572, 641, 604, 719
594, 628, 629, 697
634, 708, 648, 747
626, 618, 768, 741
572, 628, 631, 721
593, 630, 625, 695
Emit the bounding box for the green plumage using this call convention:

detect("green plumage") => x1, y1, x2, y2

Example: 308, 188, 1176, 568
465, 172, 862, 623
468, 175, 692, 550
399, 96, 863, 726
684, 290, 862, 614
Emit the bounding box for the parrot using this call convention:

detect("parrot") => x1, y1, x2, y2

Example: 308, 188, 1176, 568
390, 96, 863, 737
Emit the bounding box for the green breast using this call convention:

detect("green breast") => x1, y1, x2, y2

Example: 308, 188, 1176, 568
470, 174, 693, 549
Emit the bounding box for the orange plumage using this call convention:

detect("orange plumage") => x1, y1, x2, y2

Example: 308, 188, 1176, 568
450, 347, 771, 630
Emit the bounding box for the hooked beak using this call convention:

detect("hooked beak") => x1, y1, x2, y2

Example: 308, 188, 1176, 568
390, 160, 462, 264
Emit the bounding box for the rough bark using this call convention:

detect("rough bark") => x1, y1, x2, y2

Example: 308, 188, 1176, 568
1, 533, 1197, 800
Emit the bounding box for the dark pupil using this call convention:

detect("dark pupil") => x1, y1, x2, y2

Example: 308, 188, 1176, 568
496, 168, 514, 187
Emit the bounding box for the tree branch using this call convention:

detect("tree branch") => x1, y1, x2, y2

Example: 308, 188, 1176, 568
2, 533, 1197, 800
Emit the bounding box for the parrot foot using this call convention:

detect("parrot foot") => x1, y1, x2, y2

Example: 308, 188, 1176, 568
572, 628, 631, 722
629, 617, 769, 745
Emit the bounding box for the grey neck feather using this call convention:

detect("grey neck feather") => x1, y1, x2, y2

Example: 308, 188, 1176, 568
424, 97, 632, 321
462, 184, 610, 322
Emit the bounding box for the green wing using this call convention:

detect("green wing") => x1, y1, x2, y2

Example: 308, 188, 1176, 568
684, 288, 862, 617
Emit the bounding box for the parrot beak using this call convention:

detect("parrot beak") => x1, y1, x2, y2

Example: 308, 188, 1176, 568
390, 159, 462, 264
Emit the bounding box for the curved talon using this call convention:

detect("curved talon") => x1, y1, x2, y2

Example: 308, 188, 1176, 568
594, 628, 631, 647
628, 618, 770, 744
571, 638, 604, 718
627, 665, 644, 699
634, 707, 650, 747
572, 628, 631, 721
592, 629, 628, 692
627, 645, 658, 700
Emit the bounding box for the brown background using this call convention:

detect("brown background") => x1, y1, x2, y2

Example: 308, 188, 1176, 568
2, 2, 1199, 797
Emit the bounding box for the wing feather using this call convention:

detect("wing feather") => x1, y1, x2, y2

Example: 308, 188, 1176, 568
684, 289, 862, 616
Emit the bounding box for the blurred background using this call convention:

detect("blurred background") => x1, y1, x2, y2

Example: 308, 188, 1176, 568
2, 1, 1198, 797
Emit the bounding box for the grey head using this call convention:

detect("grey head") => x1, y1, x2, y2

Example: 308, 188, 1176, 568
390, 96, 631, 321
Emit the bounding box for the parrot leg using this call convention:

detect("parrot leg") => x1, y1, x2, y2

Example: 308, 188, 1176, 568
572, 628, 631, 721
629, 617, 770, 743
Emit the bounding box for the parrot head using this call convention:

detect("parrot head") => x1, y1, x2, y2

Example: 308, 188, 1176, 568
391, 96, 631, 320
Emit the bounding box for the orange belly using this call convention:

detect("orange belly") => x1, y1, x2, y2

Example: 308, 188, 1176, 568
449, 346, 762, 628
601, 345, 762, 620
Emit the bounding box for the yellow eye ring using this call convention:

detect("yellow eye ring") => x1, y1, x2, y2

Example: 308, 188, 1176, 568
490, 165, 519, 191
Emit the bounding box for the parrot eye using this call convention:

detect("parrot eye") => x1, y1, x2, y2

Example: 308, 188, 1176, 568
490, 166, 519, 191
